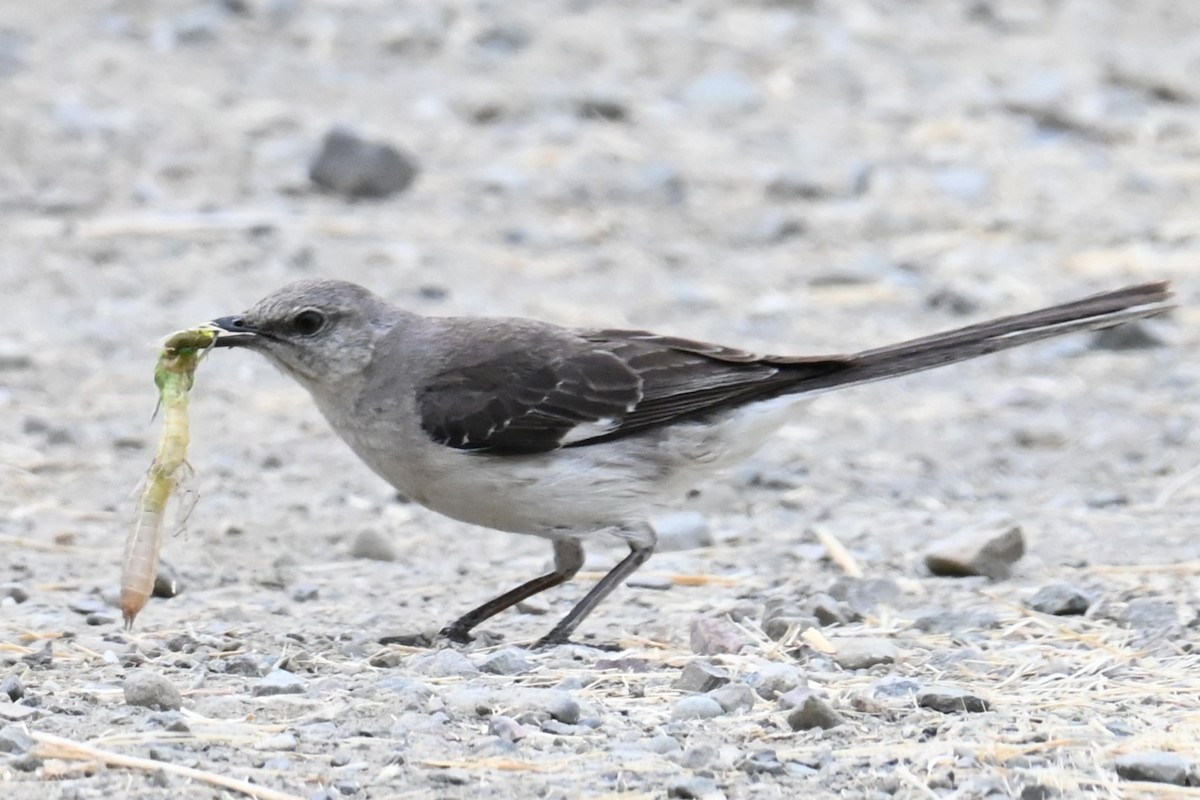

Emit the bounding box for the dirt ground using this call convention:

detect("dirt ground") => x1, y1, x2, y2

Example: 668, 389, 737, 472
2, 1, 1199, 798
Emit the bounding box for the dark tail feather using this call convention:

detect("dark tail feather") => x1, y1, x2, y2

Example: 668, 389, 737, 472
789, 281, 1173, 393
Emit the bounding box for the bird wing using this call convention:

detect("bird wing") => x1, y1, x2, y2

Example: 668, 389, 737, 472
417, 329, 851, 455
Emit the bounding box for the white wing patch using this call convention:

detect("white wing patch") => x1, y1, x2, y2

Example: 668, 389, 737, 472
560, 417, 621, 445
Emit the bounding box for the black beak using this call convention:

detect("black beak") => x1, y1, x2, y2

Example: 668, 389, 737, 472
208, 316, 260, 348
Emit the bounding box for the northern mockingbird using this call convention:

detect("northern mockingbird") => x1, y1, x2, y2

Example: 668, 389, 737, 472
206, 279, 1171, 646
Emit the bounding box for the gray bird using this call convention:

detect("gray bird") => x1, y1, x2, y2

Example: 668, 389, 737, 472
207, 279, 1171, 646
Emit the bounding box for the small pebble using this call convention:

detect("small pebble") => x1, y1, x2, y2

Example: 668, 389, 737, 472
917, 686, 991, 714
0, 583, 29, 604
124, 672, 183, 711
667, 776, 722, 800
871, 676, 923, 699
786, 695, 846, 730
914, 609, 1002, 634
809, 593, 858, 626
487, 715, 526, 743
642, 734, 680, 754
254, 732, 299, 752
68, 596, 110, 616
708, 683, 756, 713
252, 669, 306, 697
1113, 751, 1194, 786
673, 660, 730, 693
1028, 582, 1092, 616
428, 768, 471, 786
924, 524, 1025, 580
152, 562, 182, 599
414, 649, 479, 678
290, 583, 320, 603
309, 126, 418, 199
1119, 598, 1181, 631
671, 695, 726, 721
739, 749, 785, 776
0, 675, 24, 701
0, 724, 33, 754
1091, 321, 1167, 351
479, 648, 533, 676
748, 663, 806, 700
833, 638, 900, 670
349, 529, 396, 561
690, 616, 749, 655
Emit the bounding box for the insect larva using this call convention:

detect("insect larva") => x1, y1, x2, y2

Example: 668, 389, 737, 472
120, 327, 216, 628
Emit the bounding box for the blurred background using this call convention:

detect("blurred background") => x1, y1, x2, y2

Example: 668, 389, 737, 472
1, 0, 1196, 623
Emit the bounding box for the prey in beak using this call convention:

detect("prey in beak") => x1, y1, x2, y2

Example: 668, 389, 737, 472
206, 316, 260, 348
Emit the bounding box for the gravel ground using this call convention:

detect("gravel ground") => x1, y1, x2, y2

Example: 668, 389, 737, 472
2, 1, 1199, 798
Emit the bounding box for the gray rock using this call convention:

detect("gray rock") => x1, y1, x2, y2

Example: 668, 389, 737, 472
501, 689, 580, 725
871, 676, 923, 699
1119, 598, 1181, 631
671, 695, 726, 721
809, 593, 859, 626
828, 577, 904, 615
741, 210, 805, 246
68, 596, 110, 616
739, 749, 785, 776
762, 614, 819, 642
480, 648, 533, 676
252, 669, 306, 697
474, 23, 531, 56
414, 649, 479, 678
914, 609, 1002, 634
575, 96, 628, 122
487, 715, 526, 742
538, 691, 581, 725
627, 574, 674, 591
673, 661, 730, 693
349, 529, 397, 561
0, 725, 33, 754
152, 562, 182, 598
786, 695, 846, 730
0, 675, 23, 701
1091, 321, 1168, 351
1028, 582, 1092, 616
124, 672, 183, 710
917, 686, 990, 714
1020, 785, 1059, 800
668, 775, 723, 799
924, 524, 1025, 580
708, 683, 756, 713
642, 734, 681, 754
0, 705, 35, 723
290, 582, 320, 603
0, 583, 29, 604
309, 127, 418, 199
652, 512, 714, 552
1113, 751, 1193, 785
0, 345, 33, 371
254, 732, 299, 752
833, 638, 900, 670
748, 663, 806, 700
683, 69, 761, 113
689, 616, 749, 655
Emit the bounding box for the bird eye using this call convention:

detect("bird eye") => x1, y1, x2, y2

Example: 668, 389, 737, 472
291, 309, 326, 335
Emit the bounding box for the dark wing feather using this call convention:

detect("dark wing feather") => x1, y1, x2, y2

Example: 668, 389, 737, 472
418, 349, 642, 454
418, 329, 851, 455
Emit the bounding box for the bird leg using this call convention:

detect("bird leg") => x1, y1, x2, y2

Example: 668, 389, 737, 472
439, 538, 585, 643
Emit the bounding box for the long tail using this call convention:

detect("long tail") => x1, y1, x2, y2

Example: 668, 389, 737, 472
791, 281, 1173, 392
